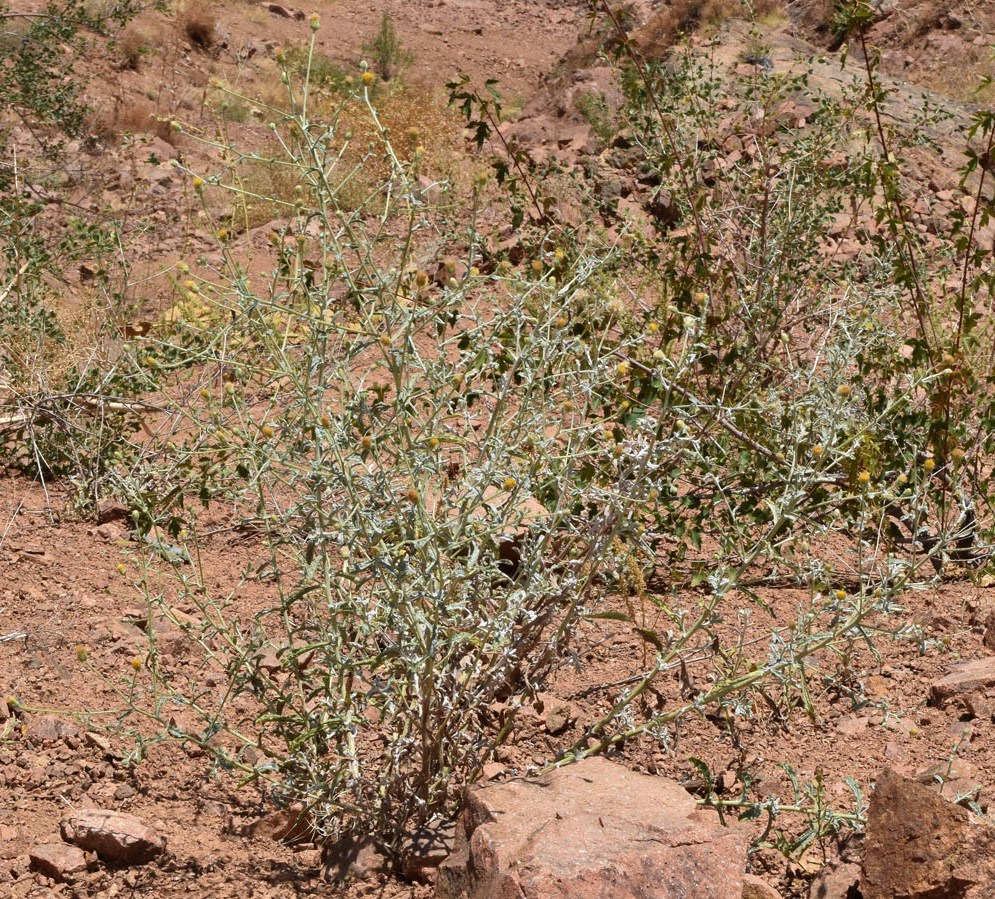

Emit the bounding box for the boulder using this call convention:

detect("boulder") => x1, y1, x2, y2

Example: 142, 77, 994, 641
436, 756, 747, 899
862, 768, 995, 899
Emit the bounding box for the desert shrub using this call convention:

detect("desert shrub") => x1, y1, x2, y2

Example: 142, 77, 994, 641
361, 12, 412, 82
96, 13, 995, 866
0, 192, 148, 505
126, 45, 659, 848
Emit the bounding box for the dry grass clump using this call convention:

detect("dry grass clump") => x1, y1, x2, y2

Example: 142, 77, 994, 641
178, 1, 216, 51
220, 79, 460, 230
87, 97, 177, 143
115, 22, 155, 70
634, 0, 786, 54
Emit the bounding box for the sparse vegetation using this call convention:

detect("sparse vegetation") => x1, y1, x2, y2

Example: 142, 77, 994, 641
575, 90, 617, 143
4, 0, 995, 892
362, 11, 412, 82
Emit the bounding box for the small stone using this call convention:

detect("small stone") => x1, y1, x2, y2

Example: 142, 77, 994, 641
864, 675, 890, 701
835, 716, 868, 735
26, 716, 83, 746
96, 500, 130, 524
543, 700, 574, 736
95, 523, 125, 542
246, 803, 314, 844
29, 843, 88, 882
807, 860, 861, 899
929, 657, 995, 706
61, 809, 165, 865
321, 834, 389, 882
742, 873, 781, 898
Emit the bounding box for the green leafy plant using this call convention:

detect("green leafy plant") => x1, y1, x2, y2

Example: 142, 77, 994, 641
361, 12, 412, 82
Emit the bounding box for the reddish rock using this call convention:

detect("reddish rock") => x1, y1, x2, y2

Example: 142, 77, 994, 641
401, 822, 456, 884
26, 715, 83, 746
247, 803, 314, 844
436, 756, 746, 899
929, 657, 995, 706
808, 861, 861, 899
862, 768, 995, 899
982, 609, 995, 652
61, 809, 165, 865
742, 873, 781, 898
29, 843, 88, 881
321, 834, 390, 882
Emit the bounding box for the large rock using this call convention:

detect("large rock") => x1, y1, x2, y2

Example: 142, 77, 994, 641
61, 809, 165, 865
862, 768, 995, 899
436, 756, 747, 899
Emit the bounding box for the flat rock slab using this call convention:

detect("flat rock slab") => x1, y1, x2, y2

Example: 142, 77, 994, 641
929, 657, 995, 706
26, 715, 83, 746
29, 843, 88, 881
61, 809, 165, 866
436, 756, 746, 899
862, 768, 995, 899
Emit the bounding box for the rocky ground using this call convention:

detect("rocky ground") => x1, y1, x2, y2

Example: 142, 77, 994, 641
3, 1, 995, 897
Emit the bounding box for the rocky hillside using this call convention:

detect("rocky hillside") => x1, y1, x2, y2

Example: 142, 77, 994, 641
2, 2, 995, 898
